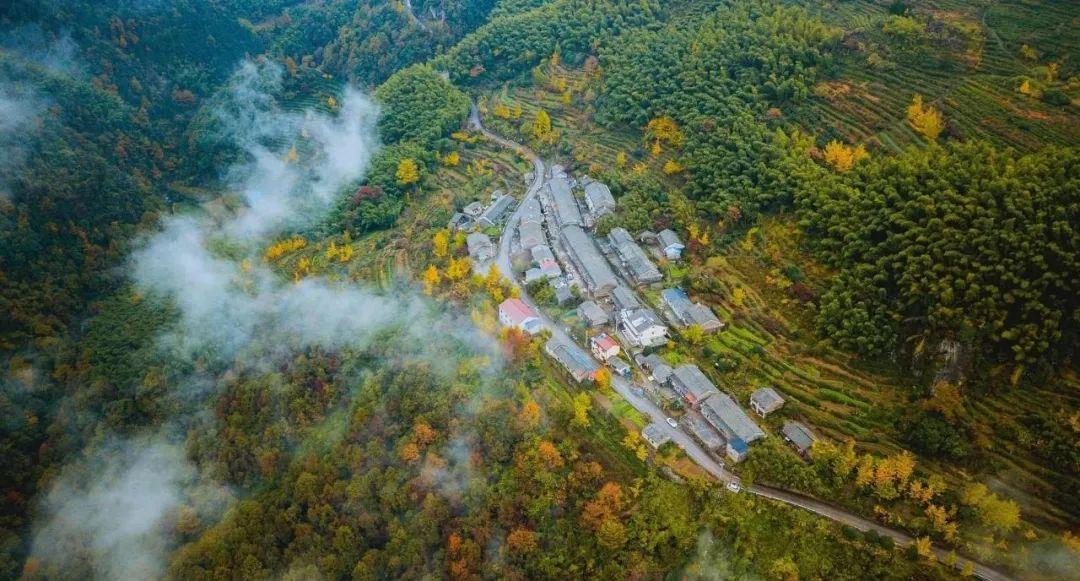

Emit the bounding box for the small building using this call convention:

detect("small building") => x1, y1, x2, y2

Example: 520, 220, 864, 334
519, 220, 545, 251
700, 392, 766, 446
782, 422, 818, 456
608, 357, 632, 379
463, 201, 485, 218
581, 177, 616, 219
685, 415, 724, 453
618, 307, 668, 349
560, 225, 618, 297
478, 194, 515, 227
750, 387, 785, 417
547, 175, 583, 228
670, 364, 721, 407
611, 285, 641, 311
726, 437, 749, 463
448, 212, 474, 232
661, 288, 724, 332
545, 339, 599, 383
578, 300, 609, 328
641, 423, 671, 449
590, 333, 621, 360
524, 267, 545, 284
531, 245, 562, 278
466, 232, 495, 262
549, 277, 574, 305
640, 353, 674, 385
657, 229, 685, 260
609, 227, 663, 285
498, 298, 543, 335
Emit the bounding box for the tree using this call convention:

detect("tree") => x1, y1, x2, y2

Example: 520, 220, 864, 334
507, 529, 537, 554
432, 230, 450, 258
572, 392, 592, 428
532, 108, 554, 144
822, 140, 868, 172
662, 159, 685, 175
906, 94, 944, 141
645, 116, 684, 148
596, 519, 628, 550
445, 257, 471, 281
396, 157, 420, 186
422, 265, 441, 295
594, 368, 612, 391
442, 151, 460, 167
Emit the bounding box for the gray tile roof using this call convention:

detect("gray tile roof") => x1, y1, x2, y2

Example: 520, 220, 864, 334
782, 422, 818, 453
582, 178, 615, 216
671, 364, 721, 404
545, 339, 599, 382
751, 387, 785, 414
612, 285, 641, 311
662, 288, 723, 331
701, 393, 765, 444
466, 232, 494, 260
609, 227, 662, 284
578, 300, 609, 326
685, 415, 724, 451
547, 175, 582, 228
658, 229, 683, 249
560, 225, 618, 296
519, 220, 545, 250
479, 194, 515, 226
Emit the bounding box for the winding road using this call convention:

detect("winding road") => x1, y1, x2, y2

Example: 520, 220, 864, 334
468, 103, 1010, 581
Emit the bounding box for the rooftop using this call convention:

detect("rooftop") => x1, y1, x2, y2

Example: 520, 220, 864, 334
578, 300, 609, 325
547, 175, 582, 228
751, 387, 785, 412
582, 178, 616, 215
700, 393, 765, 444
499, 298, 538, 326
591, 333, 619, 352
609, 228, 662, 284
611, 285, 641, 310
545, 339, 599, 381
621, 306, 666, 336
561, 225, 618, 295
658, 229, 684, 249
782, 422, 818, 452
671, 364, 721, 402
662, 288, 723, 330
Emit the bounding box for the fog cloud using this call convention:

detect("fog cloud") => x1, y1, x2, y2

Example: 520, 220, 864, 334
30, 437, 223, 580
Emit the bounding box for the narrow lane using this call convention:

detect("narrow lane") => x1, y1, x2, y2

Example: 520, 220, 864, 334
468, 103, 1010, 581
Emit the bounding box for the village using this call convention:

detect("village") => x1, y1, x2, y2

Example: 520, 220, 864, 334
450, 164, 819, 467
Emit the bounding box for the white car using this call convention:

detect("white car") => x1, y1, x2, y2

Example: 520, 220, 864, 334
666, 417, 678, 429
726, 481, 741, 493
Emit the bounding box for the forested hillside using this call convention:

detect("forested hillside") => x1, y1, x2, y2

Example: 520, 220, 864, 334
0, 0, 1077, 579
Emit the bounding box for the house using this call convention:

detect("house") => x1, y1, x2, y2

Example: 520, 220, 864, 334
590, 333, 621, 360
725, 437, 749, 463
581, 177, 616, 219
549, 276, 574, 305
545, 339, 599, 383
531, 245, 562, 278
611, 285, 641, 311
519, 220, 545, 251
750, 387, 785, 417
661, 288, 724, 332
608, 227, 663, 284
466, 232, 495, 262
448, 212, 474, 232
658, 229, 685, 260
560, 225, 618, 296
546, 175, 583, 228
670, 364, 721, 407
618, 307, 668, 349
463, 201, 485, 218
524, 267, 545, 284
608, 357, 632, 379
578, 300, 609, 328
685, 415, 724, 453
640, 353, 674, 385
478, 194, 515, 227
782, 422, 818, 456
498, 298, 543, 335
641, 423, 671, 448
700, 392, 766, 447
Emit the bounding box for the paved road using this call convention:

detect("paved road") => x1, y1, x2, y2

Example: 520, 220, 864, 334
469, 103, 1010, 581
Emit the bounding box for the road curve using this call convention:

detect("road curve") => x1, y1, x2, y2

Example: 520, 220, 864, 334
468, 103, 1011, 581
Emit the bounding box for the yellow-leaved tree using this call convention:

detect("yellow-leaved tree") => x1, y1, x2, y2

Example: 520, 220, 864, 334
532, 108, 554, 144
396, 157, 420, 186
441, 151, 460, 167
906, 94, 944, 141
822, 140, 869, 172
422, 264, 441, 295
432, 230, 449, 258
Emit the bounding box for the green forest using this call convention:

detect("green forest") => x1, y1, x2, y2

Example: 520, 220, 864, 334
1, 0, 1077, 579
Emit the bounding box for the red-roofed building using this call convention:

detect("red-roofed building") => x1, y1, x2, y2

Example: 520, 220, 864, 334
589, 333, 621, 361
498, 299, 544, 335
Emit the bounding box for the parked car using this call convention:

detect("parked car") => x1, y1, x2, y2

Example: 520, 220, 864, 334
666, 417, 678, 429
726, 481, 741, 493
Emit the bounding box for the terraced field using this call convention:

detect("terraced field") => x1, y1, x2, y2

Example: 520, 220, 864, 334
791, 0, 1078, 152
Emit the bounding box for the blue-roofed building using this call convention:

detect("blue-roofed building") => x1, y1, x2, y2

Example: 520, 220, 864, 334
726, 437, 749, 463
